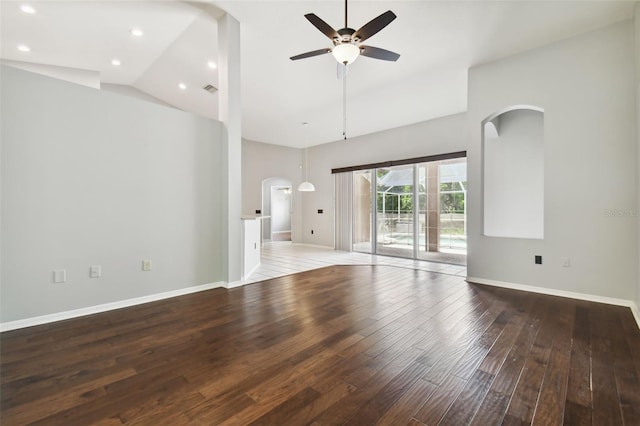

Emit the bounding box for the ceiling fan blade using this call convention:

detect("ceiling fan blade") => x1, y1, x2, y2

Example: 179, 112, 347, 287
290, 48, 332, 61
305, 13, 339, 40
359, 45, 400, 62
353, 10, 396, 42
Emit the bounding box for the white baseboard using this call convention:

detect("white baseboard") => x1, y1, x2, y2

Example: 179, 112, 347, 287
466, 276, 640, 330
0, 281, 226, 332
631, 301, 640, 329
242, 262, 261, 282
225, 280, 247, 289
293, 243, 335, 250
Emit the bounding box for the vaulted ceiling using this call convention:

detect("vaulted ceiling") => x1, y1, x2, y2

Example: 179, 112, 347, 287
1, 1, 635, 147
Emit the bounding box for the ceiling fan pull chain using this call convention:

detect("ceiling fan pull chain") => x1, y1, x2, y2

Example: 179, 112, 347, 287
343, 66, 347, 140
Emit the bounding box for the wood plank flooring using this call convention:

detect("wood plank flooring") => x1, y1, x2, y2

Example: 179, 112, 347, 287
1, 265, 639, 425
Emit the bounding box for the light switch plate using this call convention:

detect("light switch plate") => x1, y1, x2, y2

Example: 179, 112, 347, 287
142, 260, 152, 271
90, 265, 101, 278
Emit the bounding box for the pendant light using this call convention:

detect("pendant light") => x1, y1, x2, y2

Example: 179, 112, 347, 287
298, 122, 315, 192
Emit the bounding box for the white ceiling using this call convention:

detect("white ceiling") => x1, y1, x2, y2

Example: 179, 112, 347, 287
1, 1, 635, 148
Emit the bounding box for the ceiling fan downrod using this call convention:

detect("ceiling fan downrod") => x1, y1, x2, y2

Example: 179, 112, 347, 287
344, 0, 348, 29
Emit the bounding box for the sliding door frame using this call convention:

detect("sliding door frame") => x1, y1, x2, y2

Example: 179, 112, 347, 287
343, 151, 467, 262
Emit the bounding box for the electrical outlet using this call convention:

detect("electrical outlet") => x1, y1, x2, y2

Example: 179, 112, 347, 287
53, 269, 66, 283
142, 260, 152, 271
535, 255, 542, 265
90, 265, 101, 278
562, 257, 571, 267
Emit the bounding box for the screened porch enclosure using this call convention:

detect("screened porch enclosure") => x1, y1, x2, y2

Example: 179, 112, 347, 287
351, 157, 467, 265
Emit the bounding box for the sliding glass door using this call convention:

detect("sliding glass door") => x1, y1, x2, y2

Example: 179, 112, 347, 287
376, 165, 415, 258
350, 156, 466, 265
416, 158, 467, 264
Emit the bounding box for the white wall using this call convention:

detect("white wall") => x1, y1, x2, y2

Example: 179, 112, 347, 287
242, 139, 303, 242
301, 113, 468, 247
1, 66, 225, 323
467, 21, 637, 300
635, 4, 640, 312
218, 13, 243, 284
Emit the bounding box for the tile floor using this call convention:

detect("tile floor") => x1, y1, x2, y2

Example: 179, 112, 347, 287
240, 242, 467, 285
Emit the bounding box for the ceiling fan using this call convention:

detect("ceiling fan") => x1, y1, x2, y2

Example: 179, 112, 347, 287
290, 0, 400, 65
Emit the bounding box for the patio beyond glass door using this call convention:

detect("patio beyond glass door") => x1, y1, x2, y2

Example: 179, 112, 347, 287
376, 165, 415, 258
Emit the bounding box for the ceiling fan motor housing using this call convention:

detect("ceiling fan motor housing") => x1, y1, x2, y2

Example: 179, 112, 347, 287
336, 27, 357, 45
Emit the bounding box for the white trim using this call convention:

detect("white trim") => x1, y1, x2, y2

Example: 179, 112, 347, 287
467, 276, 640, 329
225, 280, 247, 289
242, 262, 261, 282
630, 302, 640, 328
0, 281, 225, 332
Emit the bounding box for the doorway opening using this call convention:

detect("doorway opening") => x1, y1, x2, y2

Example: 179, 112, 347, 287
270, 186, 292, 241
262, 177, 292, 242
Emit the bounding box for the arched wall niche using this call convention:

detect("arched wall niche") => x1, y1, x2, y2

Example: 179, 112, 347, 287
482, 105, 544, 239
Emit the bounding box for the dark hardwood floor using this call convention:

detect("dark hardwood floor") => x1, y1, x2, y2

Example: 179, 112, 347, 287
1, 265, 639, 425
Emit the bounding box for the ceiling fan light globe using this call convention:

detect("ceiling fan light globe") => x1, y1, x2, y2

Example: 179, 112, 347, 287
332, 43, 360, 64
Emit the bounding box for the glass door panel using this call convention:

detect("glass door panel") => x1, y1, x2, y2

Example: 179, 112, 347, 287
417, 158, 467, 264
376, 165, 414, 258
438, 160, 467, 254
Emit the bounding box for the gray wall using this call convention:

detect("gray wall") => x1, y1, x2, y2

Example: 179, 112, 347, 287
242, 138, 303, 242
1, 66, 225, 323
467, 20, 637, 300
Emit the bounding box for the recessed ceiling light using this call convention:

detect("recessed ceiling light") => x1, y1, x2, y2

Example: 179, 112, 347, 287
20, 4, 36, 14
178, 83, 187, 90
111, 59, 121, 66
207, 61, 217, 69
129, 28, 143, 37
17, 44, 31, 52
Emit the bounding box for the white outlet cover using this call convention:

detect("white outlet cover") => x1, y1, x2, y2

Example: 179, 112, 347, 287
142, 260, 152, 271
53, 269, 66, 283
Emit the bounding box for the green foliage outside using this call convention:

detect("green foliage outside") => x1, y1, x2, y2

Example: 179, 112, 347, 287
376, 182, 466, 215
